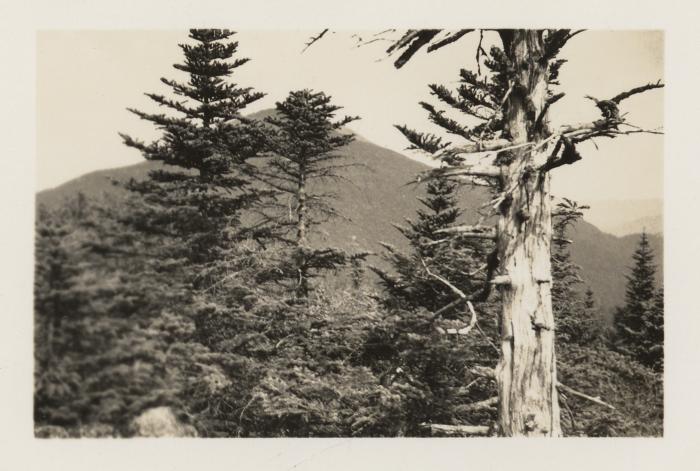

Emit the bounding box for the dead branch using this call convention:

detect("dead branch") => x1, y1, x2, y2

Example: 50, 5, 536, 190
426, 29, 474, 53
388, 29, 441, 68
434, 225, 497, 240
454, 396, 498, 414
534, 92, 565, 132
430, 297, 467, 321
611, 81, 664, 104
435, 301, 478, 336
557, 383, 616, 410
468, 366, 616, 410
539, 135, 582, 172
421, 258, 466, 299
419, 423, 490, 436
302, 29, 330, 53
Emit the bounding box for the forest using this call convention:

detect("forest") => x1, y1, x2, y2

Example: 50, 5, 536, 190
34, 29, 664, 438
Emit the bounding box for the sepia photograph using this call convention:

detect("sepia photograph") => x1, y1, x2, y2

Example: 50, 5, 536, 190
32, 27, 665, 439
6, 1, 700, 469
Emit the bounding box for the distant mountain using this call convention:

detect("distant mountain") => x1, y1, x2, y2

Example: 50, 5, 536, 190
608, 214, 663, 237
37, 130, 663, 320
584, 198, 663, 237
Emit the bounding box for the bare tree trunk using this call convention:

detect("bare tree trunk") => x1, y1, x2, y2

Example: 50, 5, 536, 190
296, 163, 309, 297
494, 30, 561, 436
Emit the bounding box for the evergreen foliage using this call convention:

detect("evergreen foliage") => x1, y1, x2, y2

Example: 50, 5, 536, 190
33, 29, 664, 439
256, 89, 367, 297
551, 199, 600, 345
373, 177, 490, 313
120, 29, 270, 267
371, 174, 500, 433
613, 232, 664, 371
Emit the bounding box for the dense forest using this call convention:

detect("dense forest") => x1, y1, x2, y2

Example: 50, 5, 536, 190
34, 29, 663, 438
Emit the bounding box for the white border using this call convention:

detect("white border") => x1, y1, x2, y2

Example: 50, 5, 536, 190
1, 1, 699, 470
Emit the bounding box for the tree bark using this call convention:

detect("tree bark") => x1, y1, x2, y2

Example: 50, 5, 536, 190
296, 162, 309, 297
493, 30, 561, 436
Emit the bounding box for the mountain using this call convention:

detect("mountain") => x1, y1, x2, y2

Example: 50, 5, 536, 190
37, 134, 662, 319
608, 214, 663, 237
584, 199, 663, 237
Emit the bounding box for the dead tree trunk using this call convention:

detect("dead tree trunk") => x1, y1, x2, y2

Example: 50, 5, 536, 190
368, 26, 662, 437
494, 30, 561, 436
296, 161, 309, 297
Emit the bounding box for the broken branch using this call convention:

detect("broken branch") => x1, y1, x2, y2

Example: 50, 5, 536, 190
419, 423, 490, 436
454, 396, 498, 414
302, 29, 329, 53
434, 225, 497, 239
468, 366, 616, 410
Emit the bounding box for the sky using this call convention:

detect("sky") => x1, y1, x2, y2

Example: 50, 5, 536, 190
36, 30, 664, 202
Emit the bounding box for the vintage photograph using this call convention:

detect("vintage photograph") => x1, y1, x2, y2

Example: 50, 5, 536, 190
34, 29, 664, 438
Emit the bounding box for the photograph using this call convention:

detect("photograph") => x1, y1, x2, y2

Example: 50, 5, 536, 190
32, 28, 666, 439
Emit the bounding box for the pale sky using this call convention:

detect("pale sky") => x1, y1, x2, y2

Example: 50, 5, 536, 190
37, 30, 663, 202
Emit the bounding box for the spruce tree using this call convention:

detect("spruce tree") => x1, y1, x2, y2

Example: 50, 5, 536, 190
551, 199, 599, 345
614, 232, 663, 370
34, 202, 85, 427
373, 176, 488, 313
256, 89, 365, 297
120, 29, 269, 271
369, 175, 500, 435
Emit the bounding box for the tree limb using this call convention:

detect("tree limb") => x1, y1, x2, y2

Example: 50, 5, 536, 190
419, 423, 490, 436
302, 29, 329, 53
454, 396, 498, 414
467, 366, 616, 410
426, 30, 474, 53
434, 225, 497, 239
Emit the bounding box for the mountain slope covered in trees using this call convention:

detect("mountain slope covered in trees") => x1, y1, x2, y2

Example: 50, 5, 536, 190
37, 122, 662, 317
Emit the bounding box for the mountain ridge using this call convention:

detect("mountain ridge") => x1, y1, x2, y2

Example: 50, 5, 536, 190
37, 137, 663, 318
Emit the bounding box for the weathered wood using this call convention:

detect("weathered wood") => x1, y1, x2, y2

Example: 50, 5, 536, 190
493, 30, 561, 437
454, 396, 499, 414
419, 423, 490, 436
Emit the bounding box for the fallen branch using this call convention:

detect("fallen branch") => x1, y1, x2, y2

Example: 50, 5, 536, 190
467, 366, 616, 410
557, 383, 616, 410
454, 396, 498, 414
435, 301, 478, 336
419, 423, 490, 436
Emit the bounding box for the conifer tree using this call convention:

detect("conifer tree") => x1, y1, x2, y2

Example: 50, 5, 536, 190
257, 89, 365, 297
373, 176, 489, 313
369, 175, 500, 435
551, 199, 599, 345
120, 29, 269, 271
613, 232, 663, 370
34, 203, 85, 427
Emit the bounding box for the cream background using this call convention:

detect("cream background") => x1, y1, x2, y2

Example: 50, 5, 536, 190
1, 1, 699, 470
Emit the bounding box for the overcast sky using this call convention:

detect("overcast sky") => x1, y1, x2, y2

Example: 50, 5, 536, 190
37, 30, 663, 202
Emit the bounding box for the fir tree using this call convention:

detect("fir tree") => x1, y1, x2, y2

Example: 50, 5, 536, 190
257, 89, 365, 297
34, 202, 85, 427
551, 199, 599, 345
641, 288, 664, 371
613, 232, 663, 370
120, 29, 269, 271
370, 175, 500, 434
373, 176, 489, 313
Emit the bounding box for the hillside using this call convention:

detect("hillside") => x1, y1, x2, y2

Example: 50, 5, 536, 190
37, 137, 662, 318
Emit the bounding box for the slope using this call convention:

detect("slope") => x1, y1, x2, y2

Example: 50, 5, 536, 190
36, 136, 662, 317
